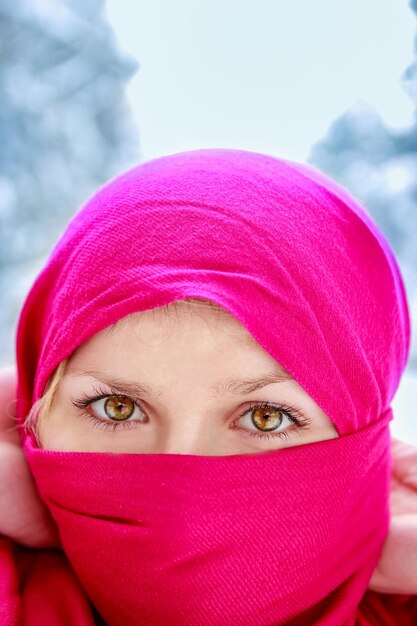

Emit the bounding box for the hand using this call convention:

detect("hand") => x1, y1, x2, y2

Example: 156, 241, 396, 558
0, 365, 60, 548
369, 436, 417, 594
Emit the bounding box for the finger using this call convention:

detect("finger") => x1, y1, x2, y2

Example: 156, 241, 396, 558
0, 440, 61, 548
0, 366, 19, 445
369, 515, 417, 594
391, 438, 417, 487
391, 436, 417, 458
390, 482, 417, 515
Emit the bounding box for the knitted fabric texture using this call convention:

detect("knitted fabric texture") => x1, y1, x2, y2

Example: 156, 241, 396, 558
2, 149, 412, 624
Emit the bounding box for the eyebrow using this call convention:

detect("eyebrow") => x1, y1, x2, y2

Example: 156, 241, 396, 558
70, 368, 293, 398
213, 370, 293, 395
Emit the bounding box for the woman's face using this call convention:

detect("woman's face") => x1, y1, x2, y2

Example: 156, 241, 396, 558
38, 302, 338, 455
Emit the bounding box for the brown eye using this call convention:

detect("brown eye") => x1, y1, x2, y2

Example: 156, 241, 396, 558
251, 406, 283, 432
104, 395, 136, 421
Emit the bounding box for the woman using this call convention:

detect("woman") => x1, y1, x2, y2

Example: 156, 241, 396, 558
1, 148, 416, 624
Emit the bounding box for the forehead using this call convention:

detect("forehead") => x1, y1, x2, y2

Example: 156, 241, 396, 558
66, 298, 283, 382
65, 298, 297, 398
105, 299, 259, 346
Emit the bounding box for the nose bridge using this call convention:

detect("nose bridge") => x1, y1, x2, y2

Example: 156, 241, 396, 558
159, 405, 215, 455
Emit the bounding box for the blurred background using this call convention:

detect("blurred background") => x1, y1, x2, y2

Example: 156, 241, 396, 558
1, 0, 416, 441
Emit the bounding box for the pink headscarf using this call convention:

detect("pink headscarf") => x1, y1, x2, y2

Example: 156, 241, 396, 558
6, 149, 413, 624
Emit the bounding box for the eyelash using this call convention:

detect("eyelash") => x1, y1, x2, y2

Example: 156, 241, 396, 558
70, 383, 311, 441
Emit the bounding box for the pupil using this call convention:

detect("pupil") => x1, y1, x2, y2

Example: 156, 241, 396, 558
105, 395, 134, 421
252, 407, 282, 432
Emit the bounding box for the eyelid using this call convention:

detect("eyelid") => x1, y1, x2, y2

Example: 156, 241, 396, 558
71, 383, 143, 407
240, 401, 306, 423
94, 396, 145, 422
232, 401, 309, 436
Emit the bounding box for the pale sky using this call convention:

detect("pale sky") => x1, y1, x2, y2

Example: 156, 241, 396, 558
106, 0, 415, 163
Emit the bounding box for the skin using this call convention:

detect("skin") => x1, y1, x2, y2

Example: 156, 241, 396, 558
0, 365, 59, 548
38, 302, 338, 454
1, 301, 416, 593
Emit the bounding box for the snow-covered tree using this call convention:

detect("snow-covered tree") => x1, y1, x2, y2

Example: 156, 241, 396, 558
308, 0, 417, 370
0, 0, 140, 365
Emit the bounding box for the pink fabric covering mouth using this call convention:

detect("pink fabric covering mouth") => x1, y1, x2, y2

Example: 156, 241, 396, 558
23, 417, 391, 625
9, 148, 411, 625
